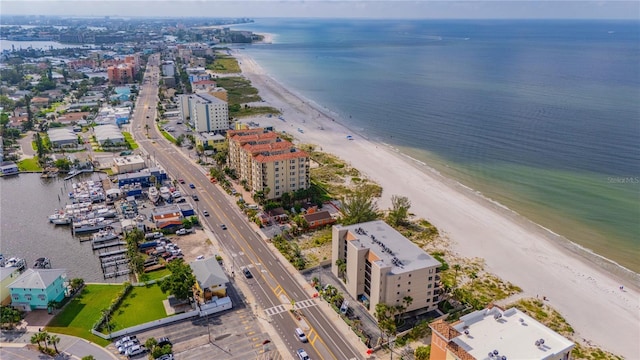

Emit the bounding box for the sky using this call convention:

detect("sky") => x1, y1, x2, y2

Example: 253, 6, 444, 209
1, 0, 638, 19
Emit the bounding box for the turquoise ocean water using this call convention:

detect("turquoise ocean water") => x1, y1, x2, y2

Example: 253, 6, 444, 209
233, 19, 640, 272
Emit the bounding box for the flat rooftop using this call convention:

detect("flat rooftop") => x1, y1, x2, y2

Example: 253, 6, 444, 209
451, 307, 574, 360
338, 220, 440, 273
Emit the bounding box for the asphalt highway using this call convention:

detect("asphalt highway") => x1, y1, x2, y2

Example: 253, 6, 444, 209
130, 54, 362, 360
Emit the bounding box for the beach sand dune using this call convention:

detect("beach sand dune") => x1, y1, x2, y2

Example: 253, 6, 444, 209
232, 50, 639, 358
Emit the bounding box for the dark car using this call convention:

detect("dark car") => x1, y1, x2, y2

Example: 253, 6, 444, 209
176, 198, 186, 203
189, 183, 195, 189
220, 224, 227, 230
157, 337, 172, 348
192, 194, 199, 201
243, 268, 253, 279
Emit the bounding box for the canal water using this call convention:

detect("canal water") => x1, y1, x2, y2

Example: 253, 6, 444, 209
0, 173, 126, 283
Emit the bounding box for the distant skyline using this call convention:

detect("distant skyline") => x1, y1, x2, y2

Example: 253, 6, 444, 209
1, 1, 639, 19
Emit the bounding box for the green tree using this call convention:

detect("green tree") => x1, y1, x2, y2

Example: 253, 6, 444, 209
387, 195, 411, 227
375, 303, 397, 343
24, 95, 34, 131
160, 258, 196, 300
70, 278, 85, 293
48, 334, 60, 354
81, 356, 96, 360
0, 95, 16, 112
0, 306, 22, 328
414, 345, 431, 360
452, 264, 462, 286
145, 337, 157, 351
341, 185, 381, 225
335, 258, 347, 281
54, 158, 72, 171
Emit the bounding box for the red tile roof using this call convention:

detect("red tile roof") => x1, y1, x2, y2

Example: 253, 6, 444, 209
430, 319, 461, 341
253, 149, 309, 163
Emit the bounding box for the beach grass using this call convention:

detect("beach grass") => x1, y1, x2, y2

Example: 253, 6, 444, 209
46, 284, 123, 346
122, 132, 139, 149
207, 53, 241, 74
17, 157, 42, 171
107, 284, 168, 331
232, 106, 280, 118
215, 77, 262, 104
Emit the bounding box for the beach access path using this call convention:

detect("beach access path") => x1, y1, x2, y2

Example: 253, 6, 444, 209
231, 49, 639, 358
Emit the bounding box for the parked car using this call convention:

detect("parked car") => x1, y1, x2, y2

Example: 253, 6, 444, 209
157, 354, 174, 360
176, 228, 192, 236
115, 336, 137, 348
176, 198, 187, 203
157, 337, 172, 348
297, 348, 310, 360
118, 339, 140, 354
126, 344, 146, 357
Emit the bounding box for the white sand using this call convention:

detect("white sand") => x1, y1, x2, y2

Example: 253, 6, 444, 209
231, 49, 639, 358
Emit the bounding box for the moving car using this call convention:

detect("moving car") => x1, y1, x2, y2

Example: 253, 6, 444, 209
295, 328, 308, 343
220, 224, 227, 230
202, 210, 210, 217
179, 179, 185, 184
191, 194, 199, 201
297, 348, 310, 360
243, 268, 253, 279
189, 183, 195, 189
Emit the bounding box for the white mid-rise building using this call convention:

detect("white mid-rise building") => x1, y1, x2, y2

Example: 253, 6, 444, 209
179, 93, 229, 133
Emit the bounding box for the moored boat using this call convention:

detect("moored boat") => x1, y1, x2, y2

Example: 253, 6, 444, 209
33, 257, 52, 269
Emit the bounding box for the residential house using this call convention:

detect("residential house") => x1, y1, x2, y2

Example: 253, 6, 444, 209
0, 267, 22, 305
190, 257, 229, 302
8, 268, 67, 311
303, 210, 336, 229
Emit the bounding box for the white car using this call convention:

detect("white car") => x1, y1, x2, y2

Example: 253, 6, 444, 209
172, 191, 182, 198
118, 339, 140, 354
297, 348, 310, 360
115, 336, 137, 348
126, 344, 146, 357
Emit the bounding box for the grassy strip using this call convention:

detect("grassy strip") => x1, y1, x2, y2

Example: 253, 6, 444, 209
157, 125, 177, 144
108, 284, 168, 332
46, 284, 123, 347
207, 54, 241, 74
122, 132, 139, 149
231, 106, 281, 118
17, 157, 42, 171
215, 77, 262, 104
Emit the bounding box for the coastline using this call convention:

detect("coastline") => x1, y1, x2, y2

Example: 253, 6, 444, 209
231, 48, 639, 358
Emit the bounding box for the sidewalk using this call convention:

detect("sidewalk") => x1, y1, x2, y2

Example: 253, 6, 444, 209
1, 328, 119, 360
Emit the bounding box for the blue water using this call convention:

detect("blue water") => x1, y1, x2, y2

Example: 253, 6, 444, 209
233, 19, 640, 272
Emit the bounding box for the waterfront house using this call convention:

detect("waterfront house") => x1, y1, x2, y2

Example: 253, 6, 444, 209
0, 161, 19, 176
8, 268, 67, 311
303, 210, 336, 230
429, 305, 575, 360
190, 257, 229, 302
0, 267, 22, 305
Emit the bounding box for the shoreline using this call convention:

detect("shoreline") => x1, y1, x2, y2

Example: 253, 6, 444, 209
231, 48, 639, 358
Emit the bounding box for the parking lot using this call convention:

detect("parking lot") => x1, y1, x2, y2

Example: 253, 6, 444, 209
108, 300, 283, 360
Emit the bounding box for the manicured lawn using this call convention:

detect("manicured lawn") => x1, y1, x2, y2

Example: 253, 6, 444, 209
144, 267, 171, 281
17, 157, 42, 171
108, 284, 168, 332
46, 284, 124, 346
122, 131, 139, 149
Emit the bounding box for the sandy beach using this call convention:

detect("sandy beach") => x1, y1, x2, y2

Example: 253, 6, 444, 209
230, 49, 639, 358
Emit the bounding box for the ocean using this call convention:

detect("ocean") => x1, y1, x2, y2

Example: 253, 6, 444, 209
232, 19, 640, 272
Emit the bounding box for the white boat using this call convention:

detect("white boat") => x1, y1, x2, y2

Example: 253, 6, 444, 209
52, 214, 72, 225
2, 257, 26, 271
148, 187, 160, 203
92, 230, 119, 243
159, 186, 171, 201
73, 217, 112, 234
94, 207, 118, 218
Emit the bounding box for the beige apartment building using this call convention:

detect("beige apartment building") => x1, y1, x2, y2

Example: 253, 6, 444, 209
429, 305, 574, 360
227, 128, 310, 199
331, 220, 442, 316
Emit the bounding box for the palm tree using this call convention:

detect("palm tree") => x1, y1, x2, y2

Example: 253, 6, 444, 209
335, 259, 347, 281
452, 264, 462, 286
48, 334, 60, 353
30, 333, 42, 348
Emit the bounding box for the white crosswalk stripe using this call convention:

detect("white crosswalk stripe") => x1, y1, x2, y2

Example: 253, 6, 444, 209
264, 304, 287, 316
293, 299, 317, 310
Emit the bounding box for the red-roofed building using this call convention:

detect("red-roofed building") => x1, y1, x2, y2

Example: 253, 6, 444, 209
227, 128, 310, 200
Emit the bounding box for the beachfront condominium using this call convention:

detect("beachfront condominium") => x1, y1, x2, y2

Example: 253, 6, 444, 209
429, 305, 575, 360
331, 220, 442, 317
227, 128, 310, 200
178, 93, 229, 133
